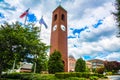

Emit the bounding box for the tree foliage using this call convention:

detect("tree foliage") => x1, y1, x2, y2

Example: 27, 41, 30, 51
48, 50, 64, 74
114, 0, 120, 36
96, 66, 105, 74
104, 61, 120, 73
32, 43, 49, 73
0, 22, 49, 78
75, 57, 86, 72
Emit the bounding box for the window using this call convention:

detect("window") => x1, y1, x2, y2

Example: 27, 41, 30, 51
61, 14, 65, 21
54, 14, 57, 21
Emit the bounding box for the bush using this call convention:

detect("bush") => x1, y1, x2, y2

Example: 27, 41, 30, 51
55, 72, 92, 79
66, 77, 80, 80
2, 73, 58, 80
91, 73, 104, 78
106, 72, 112, 75
55, 72, 70, 79
79, 78, 87, 80
1, 73, 21, 79
2, 73, 34, 80
48, 50, 64, 74
90, 76, 99, 80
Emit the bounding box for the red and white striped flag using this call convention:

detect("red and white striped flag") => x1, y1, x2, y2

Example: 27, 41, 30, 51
19, 8, 30, 18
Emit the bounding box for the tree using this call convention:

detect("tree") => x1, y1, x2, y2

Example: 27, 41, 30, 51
75, 57, 86, 72
0, 22, 49, 78
96, 66, 105, 74
48, 50, 64, 74
114, 0, 120, 37
31, 43, 49, 73
104, 61, 120, 73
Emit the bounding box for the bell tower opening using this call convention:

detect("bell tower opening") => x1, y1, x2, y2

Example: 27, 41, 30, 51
54, 14, 57, 21
61, 14, 65, 21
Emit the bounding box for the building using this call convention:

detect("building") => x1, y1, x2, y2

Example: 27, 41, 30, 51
19, 63, 33, 73
88, 59, 104, 69
50, 5, 68, 72
86, 61, 92, 69
68, 55, 76, 72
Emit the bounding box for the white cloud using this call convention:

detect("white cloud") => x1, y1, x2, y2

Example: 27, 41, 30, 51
0, 0, 119, 62
105, 52, 120, 61
96, 52, 120, 61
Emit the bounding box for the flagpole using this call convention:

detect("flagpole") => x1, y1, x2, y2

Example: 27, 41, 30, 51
39, 24, 42, 38
33, 19, 42, 73
12, 58, 16, 72
33, 55, 37, 73
24, 15, 27, 26
39, 15, 43, 38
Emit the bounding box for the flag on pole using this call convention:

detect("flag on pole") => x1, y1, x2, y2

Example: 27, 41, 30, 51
19, 8, 30, 18
39, 16, 48, 29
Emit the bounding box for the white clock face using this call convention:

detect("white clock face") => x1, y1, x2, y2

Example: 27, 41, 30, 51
61, 25, 66, 31
53, 25, 57, 31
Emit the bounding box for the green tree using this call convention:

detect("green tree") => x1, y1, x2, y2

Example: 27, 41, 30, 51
96, 66, 105, 74
114, 0, 120, 36
75, 57, 86, 72
31, 43, 49, 73
48, 50, 64, 74
104, 61, 120, 73
0, 22, 49, 78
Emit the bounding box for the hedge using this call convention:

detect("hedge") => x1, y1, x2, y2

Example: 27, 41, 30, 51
55, 72, 105, 79
1, 73, 34, 80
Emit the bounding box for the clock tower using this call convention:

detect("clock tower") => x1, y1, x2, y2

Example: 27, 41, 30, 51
50, 5, 68, 72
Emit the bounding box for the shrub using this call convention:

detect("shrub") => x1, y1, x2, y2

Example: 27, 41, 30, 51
89, 76, 99, 80
48, 50, 64, 74
96, 66, 104, 74
55, 72, 92, 79
55, 72, 70, 79
75, 58, 86, 72
1, 73, 21, 79
82, 72, 90, 78
79, 78, 87, 80
66, 77, 80, 80
106, 72, 112, 75
2, 73, 34, 80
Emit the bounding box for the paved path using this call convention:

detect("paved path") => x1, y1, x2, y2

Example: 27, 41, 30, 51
107, 75, 120, 80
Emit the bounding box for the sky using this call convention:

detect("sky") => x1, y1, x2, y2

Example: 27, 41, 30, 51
0, 0, 120, 62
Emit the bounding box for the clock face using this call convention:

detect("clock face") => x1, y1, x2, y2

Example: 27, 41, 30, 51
61, 25, 66, 31
53, 25, 57, 31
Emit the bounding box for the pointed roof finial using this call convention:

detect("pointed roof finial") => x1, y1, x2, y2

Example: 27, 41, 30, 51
59, 0, 62, 6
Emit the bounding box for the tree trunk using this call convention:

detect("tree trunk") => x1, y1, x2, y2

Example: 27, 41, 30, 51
0, 65, 3, 80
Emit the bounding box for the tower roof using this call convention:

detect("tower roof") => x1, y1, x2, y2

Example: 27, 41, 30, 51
53, 5, 67, 13
69, 55, 75, 59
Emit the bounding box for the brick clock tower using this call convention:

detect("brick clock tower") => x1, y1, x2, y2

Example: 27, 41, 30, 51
50, 5, 68, 72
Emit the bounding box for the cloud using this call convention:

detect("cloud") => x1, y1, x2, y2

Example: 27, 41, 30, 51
96, 52, 120, 61
0, 0, 16, 11
0, 0, 119, 62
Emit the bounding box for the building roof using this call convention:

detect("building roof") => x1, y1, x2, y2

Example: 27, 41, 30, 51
69, 55, 75, 59
88, 59, 104, 63
21, 63, 33, 69
53, 5, 67, 13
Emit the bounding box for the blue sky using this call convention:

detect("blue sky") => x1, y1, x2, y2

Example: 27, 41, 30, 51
0, 0, 120, 62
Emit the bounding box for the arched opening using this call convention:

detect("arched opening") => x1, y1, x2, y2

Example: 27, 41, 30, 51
61, 14, 65, 21
54, 14, 57, 21
62, 60, 65, 66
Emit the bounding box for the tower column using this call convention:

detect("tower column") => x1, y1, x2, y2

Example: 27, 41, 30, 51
50, 6, 68, 72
